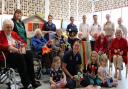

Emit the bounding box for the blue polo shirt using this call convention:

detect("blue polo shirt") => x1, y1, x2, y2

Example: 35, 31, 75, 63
63, 50, 82, 76
66, 23, 78, 33
44, 22, 56, 41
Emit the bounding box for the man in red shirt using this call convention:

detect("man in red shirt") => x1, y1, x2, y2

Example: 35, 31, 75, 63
110, 29, 127, 80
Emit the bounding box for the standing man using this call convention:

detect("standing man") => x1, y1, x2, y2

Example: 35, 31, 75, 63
117, 18, 127, 38
43, 15, 56, 41
66, 17, 78, 47
90, 15, 101, 51
79, 15, 90, 40
103, 14, 115, 47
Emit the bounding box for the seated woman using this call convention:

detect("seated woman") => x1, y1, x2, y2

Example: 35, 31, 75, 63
31, 28, 50, 54
109, 29, 128, 80
0, 19, 41, 89
94, 32, 108, 55
31, 28, 52, 74
53, 29, 66, 58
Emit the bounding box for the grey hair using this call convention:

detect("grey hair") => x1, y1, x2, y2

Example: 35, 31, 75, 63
100, 31, 106, 35
34, 28, 43, 36
2, 19, 14, 29
116, 28, 123, 34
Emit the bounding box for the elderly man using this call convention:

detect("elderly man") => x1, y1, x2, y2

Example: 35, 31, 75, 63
117, 18, 127, 38
110, 29, 127, 80
0, 19, 41, 89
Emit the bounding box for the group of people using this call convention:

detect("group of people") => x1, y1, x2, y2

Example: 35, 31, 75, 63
0, 9, 127, 89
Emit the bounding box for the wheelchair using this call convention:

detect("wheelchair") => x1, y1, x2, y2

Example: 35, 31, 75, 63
0, 51, 20, 89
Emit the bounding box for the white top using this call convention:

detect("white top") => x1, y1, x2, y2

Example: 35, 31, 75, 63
6, 34, 16, 46
118, 24, 127, 38
98, 66, 109, 79
79, 23, 89, 39
90, 23, 101, 41
103, 22, 115, 36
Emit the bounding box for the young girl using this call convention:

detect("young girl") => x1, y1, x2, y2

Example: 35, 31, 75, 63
98, 54, 118, 87
81, 51, 101, 89
50, 56, 66, 89
87, 51, 99, 79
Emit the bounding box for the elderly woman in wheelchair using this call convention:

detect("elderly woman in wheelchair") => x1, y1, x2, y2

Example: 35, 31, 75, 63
109, 29, 127, 80
0, 19, 41, 89
31, 28, 53, 75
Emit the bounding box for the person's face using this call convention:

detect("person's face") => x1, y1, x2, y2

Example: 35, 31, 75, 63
93, 16, 97, 22
70, 17, 74, 23
54, 60, 61, 69
48, 16, 53, 23
15, 12, 22, 20
100, 33, 105, 39
73, 43, 80, 54
56, 30, 62, 37
82, 15, 87, 22
91, 52, 97, 63
3, 24, 13, 35
36, 31, 42, 38
101, 59, 107, 66
118, 18, 122, 25
115, 31, 122, 39
106, 15, 110, 21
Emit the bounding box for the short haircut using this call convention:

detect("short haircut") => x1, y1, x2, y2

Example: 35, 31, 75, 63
34, 28, 43, 36
93, 15, 97, 17
48, 15, 53, 18
70, 16, 74, 20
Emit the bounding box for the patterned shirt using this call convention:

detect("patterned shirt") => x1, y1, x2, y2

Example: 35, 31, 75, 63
50, 68, 63, 82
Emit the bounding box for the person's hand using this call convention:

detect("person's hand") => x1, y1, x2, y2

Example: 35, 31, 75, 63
98, 51, 102, 55
60, 80, 65, 87
8, 46, 20, 53
120, 51, 123, 55
47, 40, 53, 45
114, 49, 117, 53
19, 47, 26, 54
70, 76, 75, 80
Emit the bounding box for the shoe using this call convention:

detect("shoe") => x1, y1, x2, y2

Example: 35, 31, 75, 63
20, 84, 35, 89
32, 81, 41, 88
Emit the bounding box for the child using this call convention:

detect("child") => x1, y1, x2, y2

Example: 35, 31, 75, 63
98, 54, 118, 87
81, 51, 101, 89
50, 56, 67, 89
87, 51, 102, 85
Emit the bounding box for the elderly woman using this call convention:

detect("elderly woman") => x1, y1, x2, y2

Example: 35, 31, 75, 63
0, 19, 40, 89
94, 31, 108, 54
31, 29, 52, 74
31, 29, 48, 54
52, 29, 66, 58
110, 29, 127, 80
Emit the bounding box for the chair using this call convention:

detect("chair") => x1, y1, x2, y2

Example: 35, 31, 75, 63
126, 53, 128, 78
0, 51, 18, 89
108, 50, 113, 74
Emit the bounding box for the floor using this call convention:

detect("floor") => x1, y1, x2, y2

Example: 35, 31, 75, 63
37, 64, 128, 89
0, 64, 128, 89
